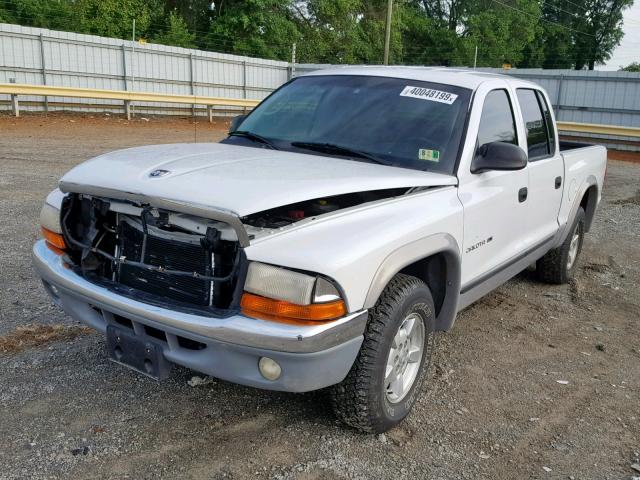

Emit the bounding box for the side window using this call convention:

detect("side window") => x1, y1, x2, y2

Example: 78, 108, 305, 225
516, 89, 550, 160
536, 90, 556, 156
477, 89, 518, 148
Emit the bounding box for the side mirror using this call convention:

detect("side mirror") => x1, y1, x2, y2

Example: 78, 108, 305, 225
229, 114, 247, 133
471, 141, 528, 173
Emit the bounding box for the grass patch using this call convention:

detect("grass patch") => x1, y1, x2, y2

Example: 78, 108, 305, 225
0, 323, 92, 354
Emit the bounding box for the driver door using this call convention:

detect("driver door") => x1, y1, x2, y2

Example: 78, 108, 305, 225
457, 88, 530, 289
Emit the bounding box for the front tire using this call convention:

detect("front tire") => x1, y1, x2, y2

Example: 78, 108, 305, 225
330, 274, 435, 433
537, 207, 585, 284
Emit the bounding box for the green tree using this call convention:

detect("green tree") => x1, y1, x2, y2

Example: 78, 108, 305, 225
620, 62, 640, 72
572, 0, 633, 70
152, 10, 196, 48
0, 0, 74, 30
536, 0, 575, 69
293, 0, 388, 64
70, 0, 159, 39
465, 0, 542, 67
0, 0, 633, 69
163, 0, 214, 38
204, 0, 300, 59
400, 10, 468, 66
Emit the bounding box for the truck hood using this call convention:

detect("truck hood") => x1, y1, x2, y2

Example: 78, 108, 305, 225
59, 143, 457, 217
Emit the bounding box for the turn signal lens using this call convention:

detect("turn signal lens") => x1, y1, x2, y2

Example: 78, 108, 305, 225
42, 227, 66, 252
241, 293, 346, 324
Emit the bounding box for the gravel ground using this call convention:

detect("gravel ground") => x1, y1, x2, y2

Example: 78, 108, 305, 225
0, 113, 639, 480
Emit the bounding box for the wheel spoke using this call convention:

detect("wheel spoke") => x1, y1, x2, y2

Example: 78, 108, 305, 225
405, 315, 419, 337
384, 364, 396, 384
394, 330, 407, 348
389, 375, 404, 398
407, 346, 421, 363
387, 346, 396, 359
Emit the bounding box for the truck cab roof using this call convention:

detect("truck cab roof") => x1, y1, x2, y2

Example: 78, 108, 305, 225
302, 65, 540, 91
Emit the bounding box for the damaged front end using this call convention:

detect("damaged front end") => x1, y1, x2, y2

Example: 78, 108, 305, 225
59, 193, 247, 317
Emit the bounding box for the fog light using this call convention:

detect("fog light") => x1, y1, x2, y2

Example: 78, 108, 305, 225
258, 357, 281, 381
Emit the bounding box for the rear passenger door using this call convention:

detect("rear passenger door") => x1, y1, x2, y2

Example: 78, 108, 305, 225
515, 89, 563, 247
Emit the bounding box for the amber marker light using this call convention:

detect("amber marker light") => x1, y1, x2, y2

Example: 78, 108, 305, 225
41, 227, 66, 254
241, 292, 346, 324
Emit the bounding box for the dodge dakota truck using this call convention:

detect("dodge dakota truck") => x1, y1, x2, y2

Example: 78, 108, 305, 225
34, 67, 607, 432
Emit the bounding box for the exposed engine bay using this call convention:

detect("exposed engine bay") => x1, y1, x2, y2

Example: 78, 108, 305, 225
60, 193, 246, 315
242, 188, 410, 229
58, 188, 412, 314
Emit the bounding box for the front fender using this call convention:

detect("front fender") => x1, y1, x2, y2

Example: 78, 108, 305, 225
363, 233, 461, 331
245, 186, 464, 315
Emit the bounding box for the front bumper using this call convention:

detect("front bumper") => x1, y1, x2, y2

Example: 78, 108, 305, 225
32, 240, 367, 392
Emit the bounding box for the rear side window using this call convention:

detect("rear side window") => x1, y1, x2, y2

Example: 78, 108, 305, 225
517, 89, 552, 160
536, 91, 556, 156
477, 89, 518, 148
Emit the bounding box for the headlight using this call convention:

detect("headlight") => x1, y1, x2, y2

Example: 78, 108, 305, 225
241, 262, 346, 323
40, 189, 67, 253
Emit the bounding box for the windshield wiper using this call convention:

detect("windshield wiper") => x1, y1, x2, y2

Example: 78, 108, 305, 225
228, 130, 278, 150
291, 142, 390, 166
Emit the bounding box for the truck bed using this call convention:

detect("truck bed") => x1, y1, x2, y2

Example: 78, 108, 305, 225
559, 140, 595, 151
557, 143, 607, 233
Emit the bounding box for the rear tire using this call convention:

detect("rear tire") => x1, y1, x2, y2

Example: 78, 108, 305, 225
537, 207, 585, 284
329, 274, 435, 433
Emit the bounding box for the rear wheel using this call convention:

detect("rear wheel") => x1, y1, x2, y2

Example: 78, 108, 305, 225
330, 274, 435, 433
537, 207, 585, 284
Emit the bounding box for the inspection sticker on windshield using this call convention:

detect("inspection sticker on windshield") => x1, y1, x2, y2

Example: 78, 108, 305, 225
400, 86, 458, 105
419, 149, 440, 162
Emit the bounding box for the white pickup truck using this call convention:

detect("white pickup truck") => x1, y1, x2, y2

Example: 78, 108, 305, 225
34, 67, 607, 432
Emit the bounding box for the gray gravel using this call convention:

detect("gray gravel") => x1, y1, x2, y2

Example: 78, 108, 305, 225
1, 113, 639, 479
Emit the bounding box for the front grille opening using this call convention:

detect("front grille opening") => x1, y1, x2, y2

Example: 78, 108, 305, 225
113, 314, 134, 330
177, 336, 207, 351
60, 193, 244, 314
118, 221, 212, 306
144, 325, 167, 342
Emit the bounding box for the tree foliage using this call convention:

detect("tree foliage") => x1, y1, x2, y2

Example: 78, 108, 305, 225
152, 10, 196, 48
0, 0, 633, 69
620, 62, 640, 72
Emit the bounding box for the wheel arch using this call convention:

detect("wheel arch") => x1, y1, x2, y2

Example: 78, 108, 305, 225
363, 233, 461, 331
580, 182, 599, 232
557, 175, 599, 247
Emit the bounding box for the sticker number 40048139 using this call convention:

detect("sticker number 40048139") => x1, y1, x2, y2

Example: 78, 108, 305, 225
400, 86, 458, 105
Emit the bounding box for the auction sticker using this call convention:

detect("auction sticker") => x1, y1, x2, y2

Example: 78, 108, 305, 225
400, 86, 458, 105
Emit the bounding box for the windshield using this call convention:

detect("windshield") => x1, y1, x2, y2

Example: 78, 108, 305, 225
230, 75, 472, 174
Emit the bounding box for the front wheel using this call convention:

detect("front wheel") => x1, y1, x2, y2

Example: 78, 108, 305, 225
330, 274, 435, 433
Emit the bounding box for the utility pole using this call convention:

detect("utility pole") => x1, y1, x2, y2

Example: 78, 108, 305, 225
473, 45, 478, 69
291, 42, 297, 79
383, 0, 393, 65
128, 18, 136, 120
131, 19, 136, 89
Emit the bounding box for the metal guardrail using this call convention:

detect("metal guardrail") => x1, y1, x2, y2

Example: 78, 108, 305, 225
0, 83, 260, 120
2, 83, 640, 140
557, 121, 640, 138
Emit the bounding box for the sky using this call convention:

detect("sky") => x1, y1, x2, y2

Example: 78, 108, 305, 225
601, 0, 640, 70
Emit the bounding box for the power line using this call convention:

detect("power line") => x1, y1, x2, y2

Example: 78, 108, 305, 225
541, 1, 580, 19
489, 0, 595, 36
558, 0, 590, 12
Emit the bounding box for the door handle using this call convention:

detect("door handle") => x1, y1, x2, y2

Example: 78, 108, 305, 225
555, 176, 562, 189
518, 187, 528, 203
